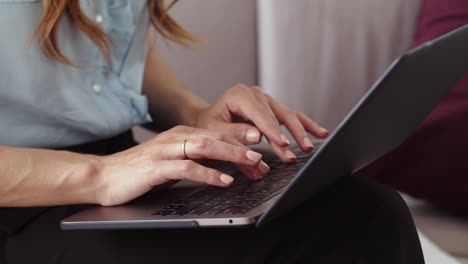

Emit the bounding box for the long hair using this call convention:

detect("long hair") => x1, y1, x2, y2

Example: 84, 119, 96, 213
31, 0, 197, 68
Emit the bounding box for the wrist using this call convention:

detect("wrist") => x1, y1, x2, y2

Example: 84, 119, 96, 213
86, 155, 114, 206
67, 154, 107, 205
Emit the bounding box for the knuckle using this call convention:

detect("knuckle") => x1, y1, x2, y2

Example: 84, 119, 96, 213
296, 112, 306, 119
150, 155, 160, 165
252, 86, 263, 93
191, 137, 210, 150
285, 109, 298, 119
212, 132, 225, 141
180, 160, 196, 173
263, 91, 273, 98
234, 83, 247, 89
230, 83, 248, 94
206, 169, 221, 184
228, 135, 242, 146
292, 110, 302, 117
231, 147, 244, 162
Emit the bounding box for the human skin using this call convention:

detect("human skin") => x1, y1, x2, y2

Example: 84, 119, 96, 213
0, 32, 329, 207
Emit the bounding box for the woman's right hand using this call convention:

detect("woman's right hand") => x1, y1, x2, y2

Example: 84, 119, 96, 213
94, 125, 269, 206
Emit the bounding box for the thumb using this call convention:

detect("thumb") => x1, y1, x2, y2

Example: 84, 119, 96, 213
214, 122, 262, 145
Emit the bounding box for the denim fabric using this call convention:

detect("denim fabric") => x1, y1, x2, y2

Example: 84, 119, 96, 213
0, 0, 151, 148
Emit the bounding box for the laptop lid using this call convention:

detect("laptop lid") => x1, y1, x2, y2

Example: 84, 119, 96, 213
257, 25, 468, 227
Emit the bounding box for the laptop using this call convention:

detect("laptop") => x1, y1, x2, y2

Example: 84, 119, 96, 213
61, 25, 468, 230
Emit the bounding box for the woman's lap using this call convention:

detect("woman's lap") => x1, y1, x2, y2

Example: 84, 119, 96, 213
4, 176, 424, 264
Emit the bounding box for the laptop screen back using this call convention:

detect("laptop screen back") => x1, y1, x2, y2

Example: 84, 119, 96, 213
258, 25, 468, 226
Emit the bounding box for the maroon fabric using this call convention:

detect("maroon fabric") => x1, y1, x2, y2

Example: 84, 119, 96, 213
355, 0, 468, 216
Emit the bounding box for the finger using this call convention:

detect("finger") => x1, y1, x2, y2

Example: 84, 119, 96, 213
211, 122, 262, 145
237, 159, 270, 180
237, 165, 261, 180
251, 86, 280, 125
151, 126, 269, 182
182, 129, 270, 177
210, 132, 271, 179
268, 101, 314, 152
177, 127, 259, 150
153, 128, 261, 164
227, 85, 290, 147
163, 127, 270, 178
156, 160, 235, 187
184, 137, 263, 166
204, 131, 270, 177
268, 138, 297, 164
297, 112, 329, 138
189, 127, 259, 146
284, 115, 314, 152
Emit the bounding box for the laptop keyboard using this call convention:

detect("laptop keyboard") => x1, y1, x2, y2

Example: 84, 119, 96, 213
152, 145, 316, 217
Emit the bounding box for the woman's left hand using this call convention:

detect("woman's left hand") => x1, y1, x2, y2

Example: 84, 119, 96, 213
194, 84, 330, 163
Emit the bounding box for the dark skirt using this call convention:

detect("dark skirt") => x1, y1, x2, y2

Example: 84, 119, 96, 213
1, 131, 424, 264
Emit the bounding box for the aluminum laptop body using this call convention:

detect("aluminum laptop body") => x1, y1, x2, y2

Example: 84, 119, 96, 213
61, 25, 468, 230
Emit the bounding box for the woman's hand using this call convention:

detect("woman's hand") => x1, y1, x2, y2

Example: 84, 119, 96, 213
142, 45, 327, 162
194, 84, 330, 163
95, 125, 269, 206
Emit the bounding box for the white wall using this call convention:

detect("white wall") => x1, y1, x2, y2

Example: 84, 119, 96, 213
258, 0, 421, 130
156, 0, 258, 103
137, 0, 420, 139
134, 0, 257, 142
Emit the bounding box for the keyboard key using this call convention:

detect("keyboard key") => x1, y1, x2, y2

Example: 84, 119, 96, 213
153, 209, 176, 216
222, 205, 251, 215
188, 204, 217, 215
202, 208, 228, 215
152, 144, 320, 217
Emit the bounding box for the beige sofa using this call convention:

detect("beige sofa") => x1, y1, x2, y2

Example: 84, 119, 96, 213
404, 195, 468, 263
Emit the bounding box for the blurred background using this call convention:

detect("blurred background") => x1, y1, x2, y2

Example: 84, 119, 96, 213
133, 1, 468, 263
153, 0, 418, 130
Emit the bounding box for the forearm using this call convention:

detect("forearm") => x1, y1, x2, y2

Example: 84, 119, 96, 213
142, 32, 208, 130
0, 146, 102, 207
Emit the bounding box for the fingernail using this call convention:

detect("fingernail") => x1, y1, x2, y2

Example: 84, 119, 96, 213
280, 134, 290, 145
246, 151, 262, 162
285, 150, 297, 160
258, 161, 270, 174
246, 130, 260, 143
304, 137, 314, 149
321, 127, 329, 134
220, 174, 234, 185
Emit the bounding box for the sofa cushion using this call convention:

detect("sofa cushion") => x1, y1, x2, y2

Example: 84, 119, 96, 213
404, 195, 468, 257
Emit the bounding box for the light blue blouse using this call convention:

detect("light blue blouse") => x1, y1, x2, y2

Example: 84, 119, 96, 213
0, 0, 152, 148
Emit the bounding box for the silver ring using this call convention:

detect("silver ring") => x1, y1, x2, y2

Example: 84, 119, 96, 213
182, 137, 190, 159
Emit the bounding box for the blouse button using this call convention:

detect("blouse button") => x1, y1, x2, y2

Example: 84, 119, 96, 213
95, 14, 104, 24
92, 83, 103, 94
